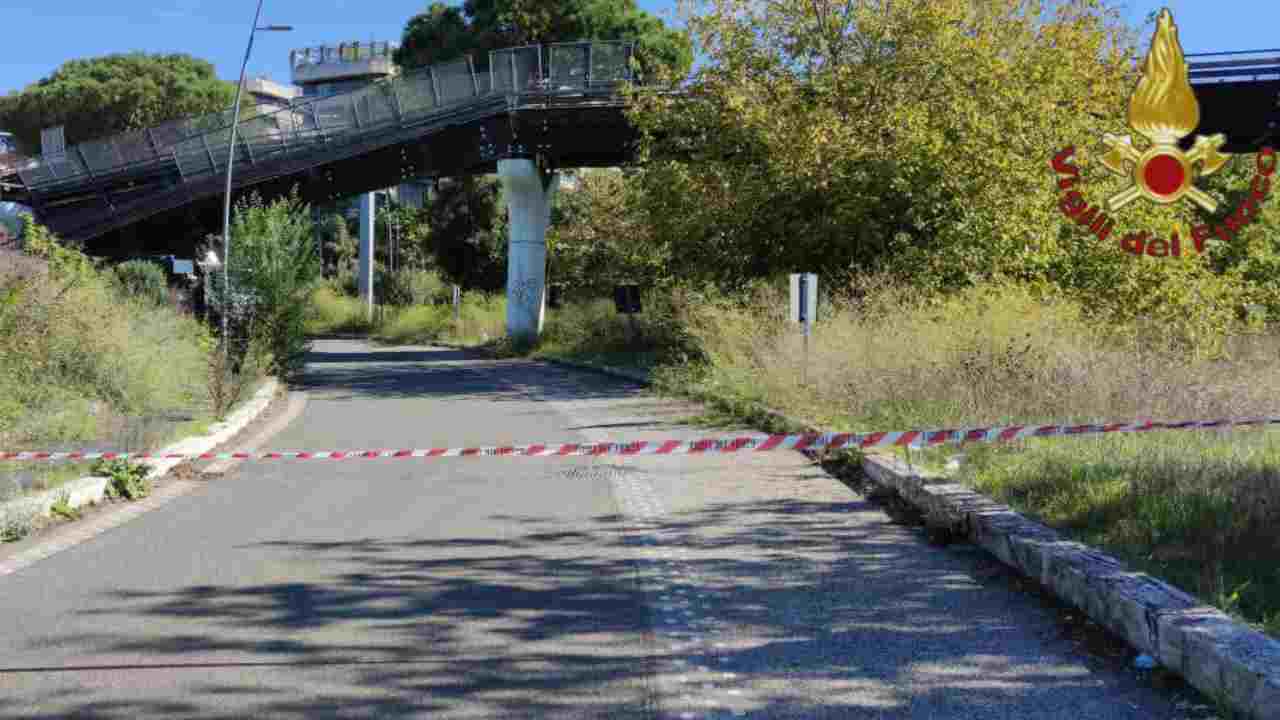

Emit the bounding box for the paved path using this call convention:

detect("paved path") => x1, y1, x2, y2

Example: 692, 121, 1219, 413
0, 340, 1197, 718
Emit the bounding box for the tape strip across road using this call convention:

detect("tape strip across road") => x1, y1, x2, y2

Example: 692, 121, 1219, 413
3, 417, 1278, 462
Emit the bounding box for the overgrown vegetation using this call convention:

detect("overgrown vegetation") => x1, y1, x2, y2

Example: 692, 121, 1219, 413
0, 216, 264, 522
111, 259, 168, 306
94, 457, 152, 501
209, 191, 322, 381
1, 218, 213, 447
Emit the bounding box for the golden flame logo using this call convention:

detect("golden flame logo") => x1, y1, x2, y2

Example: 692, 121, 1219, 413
1128, 10, 1199, 144
1101, 8, 1228, 212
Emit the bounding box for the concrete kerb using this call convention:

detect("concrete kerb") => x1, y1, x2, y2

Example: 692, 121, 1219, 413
861, 452, 1280, 720
1, 379, 281, 522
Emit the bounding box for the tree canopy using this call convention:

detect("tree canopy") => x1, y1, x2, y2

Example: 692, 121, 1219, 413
0, 52, 237, 154
615, 0, 1280, 348
395, 0, 693, 80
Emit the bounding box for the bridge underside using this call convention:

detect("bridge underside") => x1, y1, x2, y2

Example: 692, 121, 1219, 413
26, 103, 637, 259
1190, 79, 1280, 154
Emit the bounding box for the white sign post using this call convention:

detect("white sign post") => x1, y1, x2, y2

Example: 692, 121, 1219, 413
789, 273, 818, 385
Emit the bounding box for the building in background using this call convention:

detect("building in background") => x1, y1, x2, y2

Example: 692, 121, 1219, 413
246, 77, 301, 113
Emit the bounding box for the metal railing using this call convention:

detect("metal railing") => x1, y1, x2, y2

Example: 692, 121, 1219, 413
1188, 49, 1280, 83
18, 41, 636, 193
291, 41, 398, 69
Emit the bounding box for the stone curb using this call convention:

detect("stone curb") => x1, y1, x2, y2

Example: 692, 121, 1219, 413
1, 379, 280, 521
861, 452, 1280, 720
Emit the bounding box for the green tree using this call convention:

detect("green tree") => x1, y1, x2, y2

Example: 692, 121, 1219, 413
427, 176, 508, 292
548, 168, 667, 299
0, 53, 237, 154
396, 0, 693, 76
216, 191, 321, 380
620, 0, 1274, 350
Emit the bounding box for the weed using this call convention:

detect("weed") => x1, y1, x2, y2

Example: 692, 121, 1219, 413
49, 491, 80, 520
93, 458, 152, 501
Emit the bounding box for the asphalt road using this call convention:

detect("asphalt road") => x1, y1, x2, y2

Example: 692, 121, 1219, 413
0, 340, 1205, 719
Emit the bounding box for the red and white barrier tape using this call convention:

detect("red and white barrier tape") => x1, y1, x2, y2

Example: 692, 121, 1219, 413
2, 417, 1277, 462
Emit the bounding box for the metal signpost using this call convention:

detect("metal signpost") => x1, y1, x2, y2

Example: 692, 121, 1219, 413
790, 273, 817, 385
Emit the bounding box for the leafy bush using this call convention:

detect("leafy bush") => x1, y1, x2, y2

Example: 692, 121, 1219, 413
93, 458, 152, 500
111, 259, 167, 305
213, 191, 321, 380
373, 266, 420, 307
401, 269, 450, 306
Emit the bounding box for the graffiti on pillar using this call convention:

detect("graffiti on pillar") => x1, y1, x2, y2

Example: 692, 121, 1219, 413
511, 278, 542, 311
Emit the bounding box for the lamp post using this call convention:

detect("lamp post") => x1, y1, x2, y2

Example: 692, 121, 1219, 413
221, 0, 291, 358
199, 250, 222, 324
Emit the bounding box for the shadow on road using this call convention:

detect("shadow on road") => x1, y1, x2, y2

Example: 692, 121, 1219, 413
297, 344, 648, 406
0, 492, 1172, 719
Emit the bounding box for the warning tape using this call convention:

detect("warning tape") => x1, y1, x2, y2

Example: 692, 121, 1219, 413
2, 417, 1277, 462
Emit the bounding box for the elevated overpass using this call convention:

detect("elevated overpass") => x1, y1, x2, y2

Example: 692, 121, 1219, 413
0, 42, 643, 259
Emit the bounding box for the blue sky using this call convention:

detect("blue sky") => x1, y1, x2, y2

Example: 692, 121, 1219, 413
0, 1, 1276, 95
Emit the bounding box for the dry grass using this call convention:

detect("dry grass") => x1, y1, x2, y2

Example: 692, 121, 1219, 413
673, 279, 1280, 431
663, 277, 1280, 637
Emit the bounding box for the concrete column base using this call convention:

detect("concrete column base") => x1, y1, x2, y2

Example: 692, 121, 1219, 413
499, 158, 558, 341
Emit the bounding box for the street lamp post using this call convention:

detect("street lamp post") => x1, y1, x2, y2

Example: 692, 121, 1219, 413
221, 0, 291, 358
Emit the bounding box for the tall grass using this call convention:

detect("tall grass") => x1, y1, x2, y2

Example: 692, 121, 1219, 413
660, 277, 1280, 637
666, 278, 1280, 431
1, 271, 211, 447
374, 293, 507, 345
307, 280, 507, 347
305, 284, 376, 336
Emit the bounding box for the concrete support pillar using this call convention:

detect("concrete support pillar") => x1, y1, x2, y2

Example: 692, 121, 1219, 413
498, 158, 557, 341
357, 191, 375, 318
